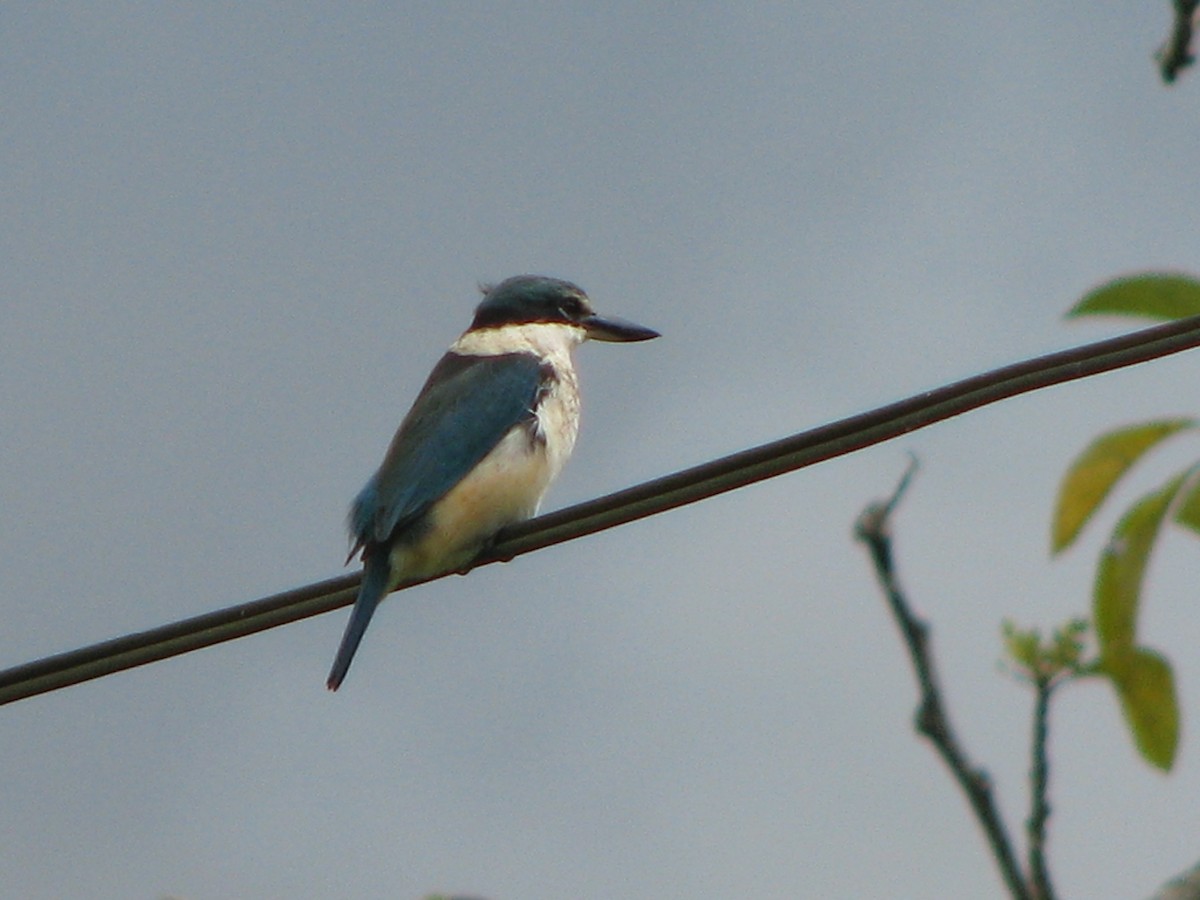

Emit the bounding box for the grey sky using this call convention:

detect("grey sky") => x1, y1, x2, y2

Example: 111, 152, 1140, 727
3, 5, 1199, 898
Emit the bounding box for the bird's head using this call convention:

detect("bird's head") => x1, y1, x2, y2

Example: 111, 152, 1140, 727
470, 275, 659, 343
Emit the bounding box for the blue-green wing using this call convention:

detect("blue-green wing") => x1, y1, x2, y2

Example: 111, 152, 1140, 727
348, 352, 544, 550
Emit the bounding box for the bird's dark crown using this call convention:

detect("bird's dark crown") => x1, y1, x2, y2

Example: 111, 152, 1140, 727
470, 275, 594, 330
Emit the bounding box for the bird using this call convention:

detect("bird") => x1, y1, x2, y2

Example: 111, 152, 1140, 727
326, 275, 659, 690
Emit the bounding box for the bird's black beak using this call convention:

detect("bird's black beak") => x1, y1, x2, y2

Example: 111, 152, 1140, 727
582, 314, 660, 343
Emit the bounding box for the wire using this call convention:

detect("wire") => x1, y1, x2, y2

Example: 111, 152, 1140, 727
4, 314, 1200, 705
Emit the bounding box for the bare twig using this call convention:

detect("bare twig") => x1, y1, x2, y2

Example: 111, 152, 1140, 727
855, 461, 1031, 900
1027, 677, 1057, 900
1157, 0, 1199, 83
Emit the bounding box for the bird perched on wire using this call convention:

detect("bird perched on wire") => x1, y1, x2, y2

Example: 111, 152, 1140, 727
327, 275, 659, 690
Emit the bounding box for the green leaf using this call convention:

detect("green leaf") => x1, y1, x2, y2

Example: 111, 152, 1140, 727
1068, 272, 1200, 321
1052, 419, 1195, 553
1001, 620, 1040, 671
1093, 471, 1188, 647
1173, 477, 1200, 535
1047, 618, 1089, 672
1100, 645, 1179, 770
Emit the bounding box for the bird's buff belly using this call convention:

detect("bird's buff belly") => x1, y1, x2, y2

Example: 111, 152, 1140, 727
386, 427, 563, 584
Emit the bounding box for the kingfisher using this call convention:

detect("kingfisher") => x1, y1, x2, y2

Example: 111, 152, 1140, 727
326, 275, 659, 690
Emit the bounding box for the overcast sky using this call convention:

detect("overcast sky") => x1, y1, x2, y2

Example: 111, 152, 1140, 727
4, 5, 1200, 899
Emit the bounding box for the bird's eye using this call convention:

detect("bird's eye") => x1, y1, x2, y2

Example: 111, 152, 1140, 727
559, 298, 584, 319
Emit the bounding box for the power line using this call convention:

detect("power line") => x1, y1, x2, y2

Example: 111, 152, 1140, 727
4, 314, 1200, 706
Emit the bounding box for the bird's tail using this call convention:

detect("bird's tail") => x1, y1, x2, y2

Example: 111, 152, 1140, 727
326, 553, 391, 691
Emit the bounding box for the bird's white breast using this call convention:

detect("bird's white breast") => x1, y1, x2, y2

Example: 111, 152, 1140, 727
453, 320, 584, 495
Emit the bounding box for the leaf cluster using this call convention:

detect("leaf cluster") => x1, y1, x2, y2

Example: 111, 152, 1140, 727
1049, 272, 1200, 770
1001, 618, 1088, 686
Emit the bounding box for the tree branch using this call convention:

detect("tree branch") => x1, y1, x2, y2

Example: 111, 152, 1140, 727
1027, 677, 1057, 900
1157, 0, 1199, 83
855, 460, 1031, 900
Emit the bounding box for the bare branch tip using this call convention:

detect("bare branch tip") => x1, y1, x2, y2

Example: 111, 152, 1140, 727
855, 455, 920, 541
